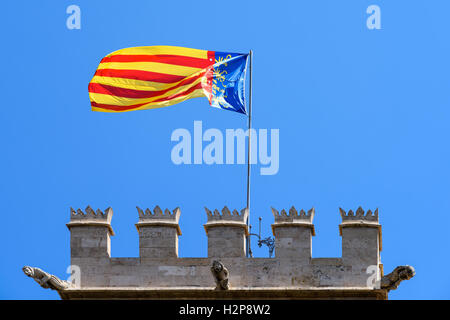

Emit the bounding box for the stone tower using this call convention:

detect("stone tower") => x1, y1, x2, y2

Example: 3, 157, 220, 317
271, 206, 315, 260
67, 206, 114, 259
136, 206, 181, 258
204, 206, 248, 258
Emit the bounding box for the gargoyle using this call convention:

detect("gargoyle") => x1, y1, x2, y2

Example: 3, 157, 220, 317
210, 260, 229, 290
22, 266, 71, 291
380, 265, 415, 292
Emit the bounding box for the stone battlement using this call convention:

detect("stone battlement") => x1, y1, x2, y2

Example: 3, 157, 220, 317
23, 204, 415, 300
61, 205, 397, 297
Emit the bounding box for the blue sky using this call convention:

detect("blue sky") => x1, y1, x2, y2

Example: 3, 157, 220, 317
0, 0, 449, 299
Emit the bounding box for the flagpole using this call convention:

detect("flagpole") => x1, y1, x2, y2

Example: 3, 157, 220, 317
246, 50, 253, 258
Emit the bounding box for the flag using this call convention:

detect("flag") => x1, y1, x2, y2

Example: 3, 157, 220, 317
88, 46, 249, 114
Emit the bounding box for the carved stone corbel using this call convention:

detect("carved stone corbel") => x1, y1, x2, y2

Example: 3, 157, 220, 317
22, 266, 71, 291
210, 260, 230, 290
380, 265, 415, 292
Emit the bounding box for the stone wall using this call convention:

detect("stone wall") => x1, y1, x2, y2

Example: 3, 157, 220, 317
66, 205, 383, 290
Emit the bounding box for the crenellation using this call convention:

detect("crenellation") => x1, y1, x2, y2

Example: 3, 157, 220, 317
271, 206, 314, 224
135, 206, 181, 234
52, 204, 414, 299
205, 206, 248, 223
70, 206, 113, 223
340, 207, 379, 223
137, 205, 181, 222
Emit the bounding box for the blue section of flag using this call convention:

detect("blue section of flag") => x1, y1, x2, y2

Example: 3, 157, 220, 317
211, 52, 249, 115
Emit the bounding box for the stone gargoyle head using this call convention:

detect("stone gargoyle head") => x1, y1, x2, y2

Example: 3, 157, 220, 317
212, 260, 224, 273
22, 266, 34, 278
397, 265, 415, 280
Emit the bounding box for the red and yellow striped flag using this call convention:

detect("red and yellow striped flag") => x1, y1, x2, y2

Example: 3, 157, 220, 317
88, 46, 249, 114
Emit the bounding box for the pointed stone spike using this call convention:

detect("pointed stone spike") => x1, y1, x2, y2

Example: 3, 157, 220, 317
348, 210, 354, 216
366, 209, 373, 217
85, 206, 95, 216
145, 208, 152, 216
104, 207, 113, 216
240, 208, 248, 219
96, 209, 103, 216
173, 207, 181, 214
374, 208, 379, 218
153, 205, 163, 216
232, 209, 240, 216
281, 209, 288, 217
172, 207, 181, 221
213, 209, 220, 216
356, 207, 364, 217
104, 207, 113, 221
136, 206, 144, 218
164, 208, 171, 216
77, 208, 84, 215
289, 206, 298, 216
222, 206, 231, 216
307, 207, 315, 218
271, 207, 279, 217
70, 207, 76, 215
299, 209, 306, 216
339, 207, 346, 218
204, 207, 212, 217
